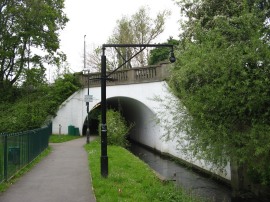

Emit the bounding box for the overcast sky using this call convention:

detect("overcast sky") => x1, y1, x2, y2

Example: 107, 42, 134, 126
59, 0, 181, 73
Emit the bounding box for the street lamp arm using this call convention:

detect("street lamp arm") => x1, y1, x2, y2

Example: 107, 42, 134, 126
107, 47, 146, 78
106, 44, 175, 77
102, 43, 174, 49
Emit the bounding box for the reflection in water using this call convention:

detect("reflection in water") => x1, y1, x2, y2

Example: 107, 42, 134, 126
128, 143, 232, 202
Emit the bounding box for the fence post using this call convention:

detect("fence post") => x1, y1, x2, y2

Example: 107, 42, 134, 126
27, 132, 30, 163
4, 135, 7, 181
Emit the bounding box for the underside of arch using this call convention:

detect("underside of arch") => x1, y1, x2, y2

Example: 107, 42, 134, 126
82, 96, 159, 145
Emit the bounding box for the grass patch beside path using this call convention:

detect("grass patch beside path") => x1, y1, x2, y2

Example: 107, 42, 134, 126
0, 146, 52, 193
49, 134, 81, 143
85, 139, 204, 202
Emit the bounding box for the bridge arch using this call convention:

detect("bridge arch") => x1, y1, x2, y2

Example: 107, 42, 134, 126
52, 81, 170, 150
81, 96, 156, 139
105, 96, 158, 142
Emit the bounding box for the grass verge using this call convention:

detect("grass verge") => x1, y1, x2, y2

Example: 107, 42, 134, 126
0, 146, 52, 193
85, 138, 204, 202
49, 134, 81, 143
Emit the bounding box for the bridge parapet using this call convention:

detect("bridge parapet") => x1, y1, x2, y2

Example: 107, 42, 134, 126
78, 63, 170, 87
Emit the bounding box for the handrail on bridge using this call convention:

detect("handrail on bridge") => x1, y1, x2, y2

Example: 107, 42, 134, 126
77, 63, 171, 87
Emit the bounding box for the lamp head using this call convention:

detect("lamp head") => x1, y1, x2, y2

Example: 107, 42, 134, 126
169, 50, 176, 63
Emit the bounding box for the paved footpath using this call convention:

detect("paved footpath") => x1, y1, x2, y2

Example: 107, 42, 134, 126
0, 137, 96, 202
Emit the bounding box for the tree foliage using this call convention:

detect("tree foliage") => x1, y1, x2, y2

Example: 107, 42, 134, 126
87, 6, 170, 71
148, 37, 179, 65
168, 0, 270, 184
0, 0, 68, 90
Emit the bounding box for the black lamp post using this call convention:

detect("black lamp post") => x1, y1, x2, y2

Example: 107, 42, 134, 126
100, 44, 176, 177
84, 35, 90, 144
86, 70, 90, 144
82, 69, 90, 144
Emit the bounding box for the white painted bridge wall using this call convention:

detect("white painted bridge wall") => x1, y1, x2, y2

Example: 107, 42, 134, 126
51, 81, 231, 181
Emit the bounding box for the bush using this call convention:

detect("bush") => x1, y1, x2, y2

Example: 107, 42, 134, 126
0, 74, 81, 133
99, 109, 132, 147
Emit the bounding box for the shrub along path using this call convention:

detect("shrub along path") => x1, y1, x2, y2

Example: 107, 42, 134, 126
0, 137, 96, 202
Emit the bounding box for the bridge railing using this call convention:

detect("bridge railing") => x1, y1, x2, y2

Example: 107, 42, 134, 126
78, 63, 170, 87
0, 123, 52, 183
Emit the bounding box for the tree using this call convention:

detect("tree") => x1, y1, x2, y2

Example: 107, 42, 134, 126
108, 16, 134, 69
86, 6, 170, 71
0, 0, 68, 91
21, 67, 47, 89
164, 0, 270, 196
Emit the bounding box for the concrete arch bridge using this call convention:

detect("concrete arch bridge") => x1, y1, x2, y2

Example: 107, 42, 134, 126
51, 63, 231, 182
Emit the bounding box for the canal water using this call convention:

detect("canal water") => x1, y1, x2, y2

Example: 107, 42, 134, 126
128, 142, 232, 202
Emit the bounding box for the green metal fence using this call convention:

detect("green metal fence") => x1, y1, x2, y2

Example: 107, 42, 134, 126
0, 123, 52, 183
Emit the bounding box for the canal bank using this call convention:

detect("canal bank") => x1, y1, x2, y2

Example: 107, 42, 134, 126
127, 141, 232, 202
